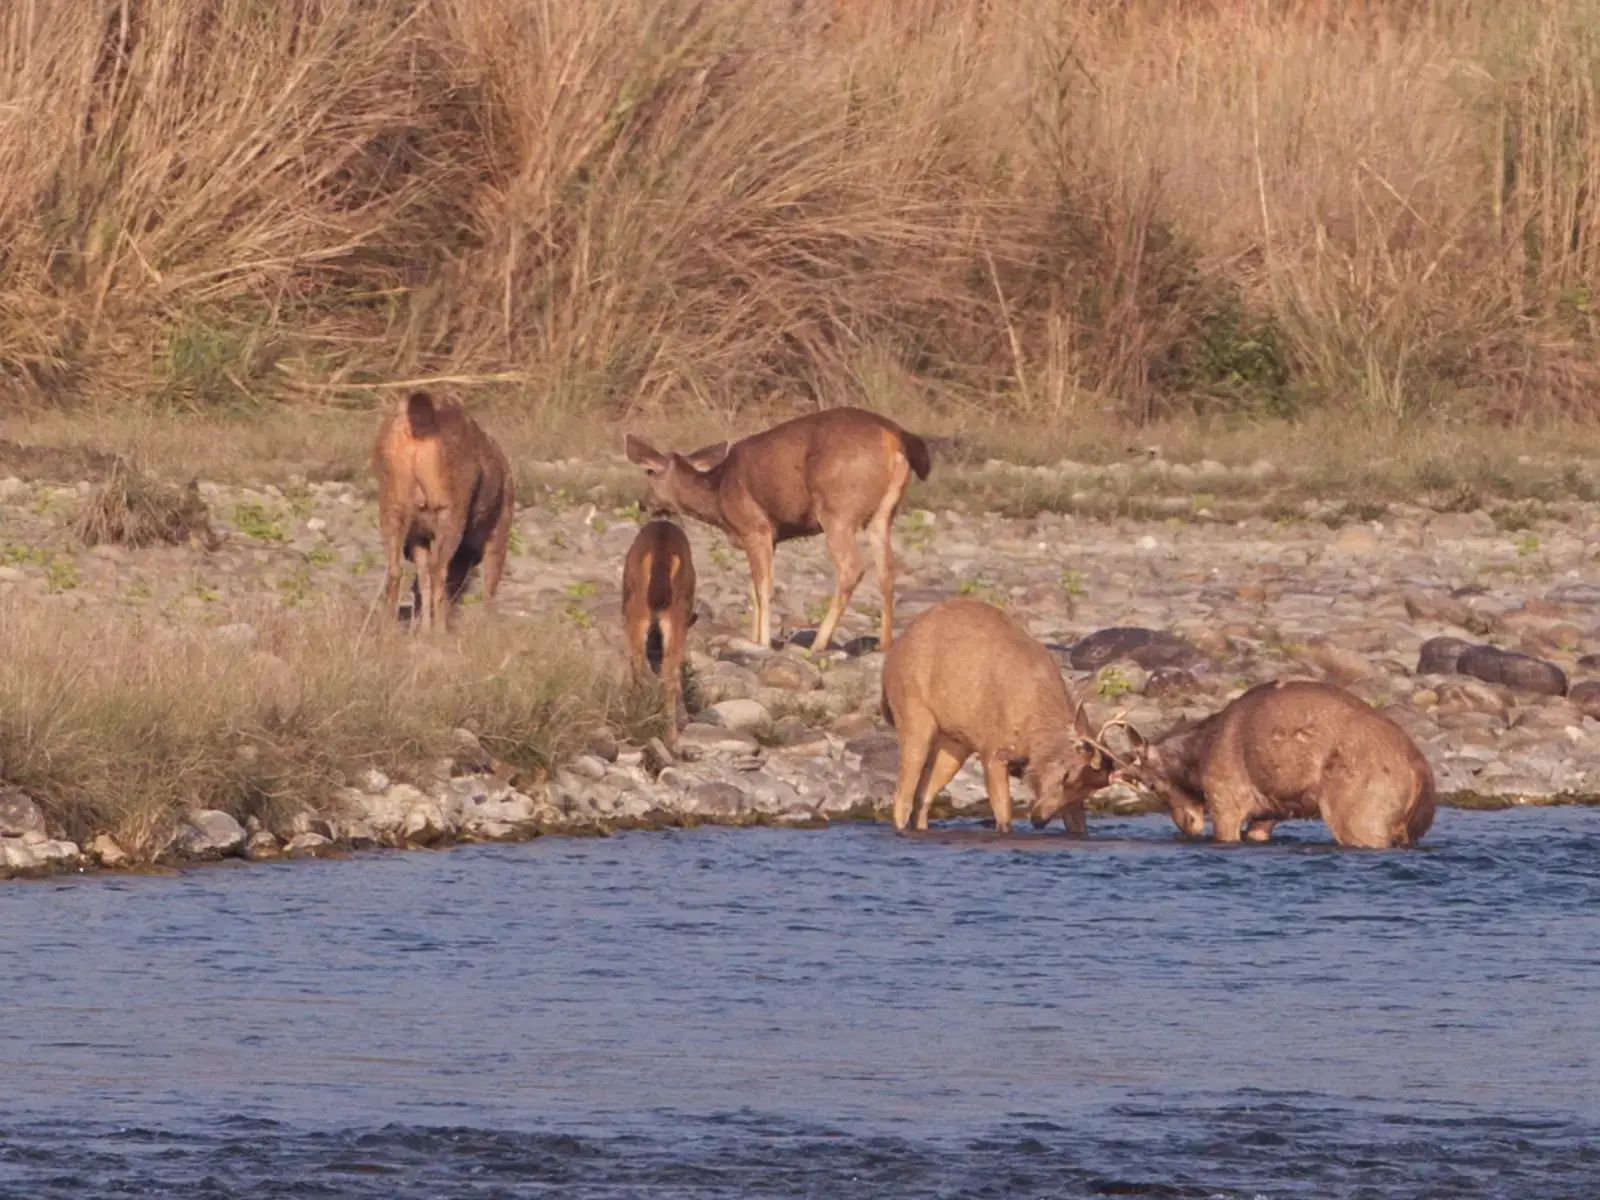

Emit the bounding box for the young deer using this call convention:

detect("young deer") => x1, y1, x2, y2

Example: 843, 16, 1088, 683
881, 598, 1113, 834
622, 520, 697, 751
624, 407, 931, 653
372, 391, 515, 633
1114, 679, 1437, 849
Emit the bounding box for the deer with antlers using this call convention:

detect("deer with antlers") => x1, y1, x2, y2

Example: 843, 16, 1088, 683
880, 598, 1115, 834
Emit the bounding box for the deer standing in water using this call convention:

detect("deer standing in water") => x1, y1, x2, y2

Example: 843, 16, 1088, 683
881, 598, 1114, 834
1114, 679, 1437, 848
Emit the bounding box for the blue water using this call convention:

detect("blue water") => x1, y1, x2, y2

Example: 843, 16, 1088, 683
2, 808, 1598, 1197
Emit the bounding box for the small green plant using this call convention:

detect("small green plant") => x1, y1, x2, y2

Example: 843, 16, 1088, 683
591, 515, 608, 535
1060, 569, 1086, 597
1, 542, 49, 567
508, 527, 526, 556
193, 577, 218, 603
561, 580, 597, 628
282, 485, 315, 520
351, 548, 380, 575
550, 530, 568, 551
305, 544, 336, 569
614, 501, 643, 524
123, 578, 153, 606
708, 541, 735, 570
1515, 532, 1541, 557
956, 576, 1005, 607
277, 563, 312, 607
1096, 666, 1132, 702
45, 557, 80, 592
899, 509, 935, 551
564, 580, 598, 600
233, 502, 285, 542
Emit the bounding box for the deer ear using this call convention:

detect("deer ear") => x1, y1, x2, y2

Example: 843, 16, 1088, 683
625, 435, 668, 471
1078, 740, 1110, 772
1072, 700, 1094, 739
1126, 724, 1148, 755
682, 441, 730, 472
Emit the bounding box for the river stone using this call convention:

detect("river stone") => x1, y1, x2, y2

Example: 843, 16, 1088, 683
698, 661, 761, 702
1456, 645, 1567, 696
0, 789, 45, 838
759, 656, 822, 692
87, 834, 129, 868
1069, 627, 1197, 671
245, 830, 282, 860
285, 831, 334, 857
355, 784, 422, 834
688, 781, 746, 817
182, 810, 247, 859
1403, 589, 1494, 634
357, 767, 390, 795
1570, 681, 1600, 720
1143, 668, 1203, 700
676, 723, 762, 758
1, 839, 37, 870
1291, 637, 1376, 684
1417, 636, 1474, 676
1435, 678, 1507, 716
1331, 525, 1379, 555
401, 800, 449, 845
704, 699, 771, 733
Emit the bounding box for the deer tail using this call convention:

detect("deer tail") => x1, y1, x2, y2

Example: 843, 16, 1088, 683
406, 391, 441, 439
900, 431, 932, 481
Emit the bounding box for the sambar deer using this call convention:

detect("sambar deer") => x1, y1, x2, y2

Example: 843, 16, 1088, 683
1113, 678, 1436, 848
881, 598, 1114, 834
622, 520, 697, 751
623, 407, 931, 653
372, 391, 515, 633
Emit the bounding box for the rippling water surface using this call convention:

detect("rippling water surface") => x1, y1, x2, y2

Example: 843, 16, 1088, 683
2, 808, 1598, 1198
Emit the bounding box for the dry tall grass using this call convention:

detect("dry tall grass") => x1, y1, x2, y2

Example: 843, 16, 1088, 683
0, 596, 643, 856
4, 0, 1600, 426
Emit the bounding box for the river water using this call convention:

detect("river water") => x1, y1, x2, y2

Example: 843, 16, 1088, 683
2, 808, 1597, 1198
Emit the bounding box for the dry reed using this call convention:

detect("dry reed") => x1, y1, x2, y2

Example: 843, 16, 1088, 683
2, 0, 1599, 430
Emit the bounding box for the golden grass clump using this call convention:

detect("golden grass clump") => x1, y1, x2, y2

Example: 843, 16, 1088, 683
4, 0, 1600, 426
0, 596, 642, 859
72, 460, 219, 549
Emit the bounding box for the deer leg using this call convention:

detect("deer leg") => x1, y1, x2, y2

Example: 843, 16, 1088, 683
1244, 819, 1277, 843
868, 453, 912, 651
1211, 805, 1246, 843
890, 714, 937, 832
430, 519, 466, 631
412, 542, 434, 634
982, 755, 1014, 834
915, 736, 968, 832
380, 505, 409, 621
812, 520, 865, 654
741, 533, 776, 648
658, 612, 686, 752
479, 496, 514, 611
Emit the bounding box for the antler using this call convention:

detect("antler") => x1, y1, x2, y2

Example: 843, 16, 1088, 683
1075, 706, 1129, 766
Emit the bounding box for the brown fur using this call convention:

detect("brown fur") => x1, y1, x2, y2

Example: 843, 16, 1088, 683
371, 391, 515, 633
624, 407, 931, 653
622, 520, 697, 751
881, 599, 1112, 834
1115, 679, 1437, 848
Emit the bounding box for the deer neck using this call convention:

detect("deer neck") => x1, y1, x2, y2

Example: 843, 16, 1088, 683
668, 464, 731, 531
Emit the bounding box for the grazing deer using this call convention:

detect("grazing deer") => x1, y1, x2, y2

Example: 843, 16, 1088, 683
1113, 679, 1436, 848
624, 407, 931, 653
881, 598, 1114, 834
622, 520, 697, 751
372, 391, 515, 633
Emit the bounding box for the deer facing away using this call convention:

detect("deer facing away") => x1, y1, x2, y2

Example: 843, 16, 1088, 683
624, 406, 931, 653
881, 598, 1113, 834
1114, 678, 1437, 848
622, 520, 697, 751
372, 391, 515, 632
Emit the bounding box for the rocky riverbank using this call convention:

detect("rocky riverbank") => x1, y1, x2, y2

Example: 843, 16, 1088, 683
2, 453, 1599, 877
